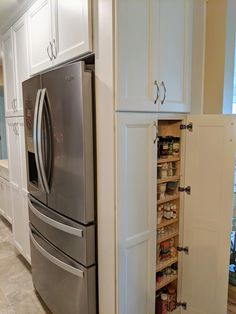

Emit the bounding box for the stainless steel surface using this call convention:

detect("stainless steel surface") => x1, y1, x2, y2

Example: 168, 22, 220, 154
23, 75, 47, 204
29, 198, 83, 237
37, 88, 50, 194
29, 196, 96, 267
42, 62, 94, 224
161, 81, 167, 104
30, 225, 96, 314
30, 231, 84, 278
154, 80, 159, 104
51, 39, 57, 59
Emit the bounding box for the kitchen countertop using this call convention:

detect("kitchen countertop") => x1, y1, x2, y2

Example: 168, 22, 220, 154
0, 159, 9, 181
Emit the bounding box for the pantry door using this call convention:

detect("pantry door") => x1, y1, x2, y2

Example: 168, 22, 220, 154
181, 115, 236, 314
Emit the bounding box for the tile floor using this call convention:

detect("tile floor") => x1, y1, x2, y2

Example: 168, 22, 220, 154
0, 216, 50, 314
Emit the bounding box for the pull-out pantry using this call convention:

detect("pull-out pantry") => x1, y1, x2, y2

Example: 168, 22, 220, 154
117, 113, 236, 314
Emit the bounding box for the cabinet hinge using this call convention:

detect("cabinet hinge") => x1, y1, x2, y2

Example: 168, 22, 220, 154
178, 186, 191, 195
180, 122, 193, 132
176, 302, 187, 310
177, 246, 189, 255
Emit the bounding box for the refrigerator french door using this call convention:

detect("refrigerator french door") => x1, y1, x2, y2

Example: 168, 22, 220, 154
23, 61, 96, 314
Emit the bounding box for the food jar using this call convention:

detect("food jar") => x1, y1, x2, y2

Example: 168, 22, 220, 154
173, 137, 180, 156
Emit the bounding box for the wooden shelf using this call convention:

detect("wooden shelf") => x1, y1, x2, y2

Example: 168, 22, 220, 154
157, 176, 180, 184
157, 257, 178, 272
157, 230, 179, 243
156, 274, 178, 291
157, 156, 180, 164
157, 194, 179, 205
157, 218, 179, 229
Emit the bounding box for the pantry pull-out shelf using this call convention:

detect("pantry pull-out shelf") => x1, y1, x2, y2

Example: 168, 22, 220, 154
157, 195, 179, 205
157, 176, 180, 184
156, 274, 178, 291
157, 257, 178, 272
157, 218, 179, 229
157, 230, 179, 244
157, 156, 180, 164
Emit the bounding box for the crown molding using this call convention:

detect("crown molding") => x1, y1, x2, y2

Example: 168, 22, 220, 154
0, 0, 37, 35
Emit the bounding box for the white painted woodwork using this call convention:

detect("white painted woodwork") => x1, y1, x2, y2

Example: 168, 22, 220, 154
6, 118, 21, 188
4, 180, 12, 224
153, 0, 193, 113
12, 15, 29, 115
115, 0, 193, 113
18, 117, 28, 192
116, 113, 157, 314
0, 178, 5, 219
27, 0, 54, 75
11, 183, 25, 255
54, 0, 92, 65
2, 28, 16, 117
181, 115, 235, 314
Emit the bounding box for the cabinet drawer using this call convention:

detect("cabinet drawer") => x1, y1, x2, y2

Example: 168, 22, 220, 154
29, 196, 96, 267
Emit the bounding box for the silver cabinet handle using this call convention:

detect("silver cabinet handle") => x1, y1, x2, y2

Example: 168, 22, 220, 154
28, 199, 83, 237
12, 99, 17, 112
14, 123, 19, 136
161, 81, 167, 105
13, 123, 17, 135
47, 43, 53, 61
14, 99, 17, 112
51, 39, 57, 59
154, 80, 160, 104
30, 230, 84, 278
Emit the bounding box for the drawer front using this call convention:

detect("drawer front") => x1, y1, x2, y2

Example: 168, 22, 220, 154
30, 226, 97, 314
29, 196, 96, 267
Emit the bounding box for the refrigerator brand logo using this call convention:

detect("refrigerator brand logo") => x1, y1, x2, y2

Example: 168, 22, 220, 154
65, 76, 74, 82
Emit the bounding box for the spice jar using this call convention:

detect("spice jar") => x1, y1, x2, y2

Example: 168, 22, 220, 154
167, 136, 174, 155
167, 286, 177, 312
173, 138, 180, 156
160, 137, 169, 158
161, 293, 168, 314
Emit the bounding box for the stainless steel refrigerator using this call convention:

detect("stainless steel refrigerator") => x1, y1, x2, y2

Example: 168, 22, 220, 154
22, 61, 97, 314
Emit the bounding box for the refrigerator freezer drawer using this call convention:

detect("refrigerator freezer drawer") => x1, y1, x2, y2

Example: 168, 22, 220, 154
29, 196, 95, 267
30, 225, 97, 314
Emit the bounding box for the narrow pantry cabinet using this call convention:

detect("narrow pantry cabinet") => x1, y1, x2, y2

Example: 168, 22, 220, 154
6, 117, 30, 263
27, 0, 92, 75
116, 113, 236, 314
115, 0, 193, 113
2, 15, 29, 117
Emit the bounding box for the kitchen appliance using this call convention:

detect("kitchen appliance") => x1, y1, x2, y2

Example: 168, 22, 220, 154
22, 61, 96, 314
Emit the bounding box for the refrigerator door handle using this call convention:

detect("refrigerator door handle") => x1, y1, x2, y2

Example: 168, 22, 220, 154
28, 199, 84, 237
37, 88, 50, 194
30, 229, 84, 278
33, 89, 45, 191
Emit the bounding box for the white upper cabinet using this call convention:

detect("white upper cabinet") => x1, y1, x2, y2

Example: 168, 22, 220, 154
27, 0, 54, 75
54, 0, 92, 64
12, 15, 30, 115
2, 29, 16, 117
27, 0, 92, 75
115, 0, 193, 113
116, 113, 157, 314
2, 15, 29, 117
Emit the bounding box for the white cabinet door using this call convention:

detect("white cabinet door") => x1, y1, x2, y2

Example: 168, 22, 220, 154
116, 113, 157, 314
12, 15, 29, 115
2, 29, 16, 117
11, 183, 25, 255
18, 117, 27, 192
153, 0, 193, 113
27, 0, 54, 75
6, 118, 21, 188
115, 0, 193, 113
22, 191, 31, 264
4, 180, 12, 224
181, 115, 236, 314
0, 178, 5, 219
54, 0, 92, 65
115, 0, 156, 112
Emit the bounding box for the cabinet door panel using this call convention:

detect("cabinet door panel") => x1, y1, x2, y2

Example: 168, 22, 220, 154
11, 184, 25, 255
117, 113, 156, 314
154, 0, 193, 112
182, 115, 235, 314
27, 0, 53, 75
6, 118, 21, 187
115, 0, 156, 111
2, 29, 16, 117
12, 15, 29, 115
5, 181, 12, 224
55, 0, 92, 64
